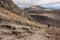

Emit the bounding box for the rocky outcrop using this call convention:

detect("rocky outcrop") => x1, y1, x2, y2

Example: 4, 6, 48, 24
0, 0, 23, 15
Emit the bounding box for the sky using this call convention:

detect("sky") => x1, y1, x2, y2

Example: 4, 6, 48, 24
13, 0, 60, 9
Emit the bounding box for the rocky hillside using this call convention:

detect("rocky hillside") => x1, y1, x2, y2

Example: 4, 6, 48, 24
0, 0, 23, 15
0, 0, 49, 40
0, 7, 47, 40
0, 0, 60, 40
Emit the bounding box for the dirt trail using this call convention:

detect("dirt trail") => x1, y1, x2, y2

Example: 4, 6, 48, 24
23, 29, 48, 40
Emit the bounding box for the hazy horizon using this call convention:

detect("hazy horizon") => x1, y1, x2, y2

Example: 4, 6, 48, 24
13, 0, 60, 9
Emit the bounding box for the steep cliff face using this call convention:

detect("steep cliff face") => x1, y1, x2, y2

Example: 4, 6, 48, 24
0, 0, 23, 15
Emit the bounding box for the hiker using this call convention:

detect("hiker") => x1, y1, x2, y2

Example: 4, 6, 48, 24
28, 16, 32, 20
48, 23, 51, 27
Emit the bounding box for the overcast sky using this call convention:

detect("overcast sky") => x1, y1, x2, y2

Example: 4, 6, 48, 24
13, 0, 60, 9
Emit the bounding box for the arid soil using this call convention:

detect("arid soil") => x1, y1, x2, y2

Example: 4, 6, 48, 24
0, 7, 47, 40
0, 0, 60, 40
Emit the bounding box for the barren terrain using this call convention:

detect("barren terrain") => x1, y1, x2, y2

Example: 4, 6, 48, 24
0, 0, 60, 40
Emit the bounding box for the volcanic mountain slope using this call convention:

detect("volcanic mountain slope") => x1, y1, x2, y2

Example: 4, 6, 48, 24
24, 5, 60, 21
30, 15, 60, 27
25, 5, 60, 27
0, 0, 60, 40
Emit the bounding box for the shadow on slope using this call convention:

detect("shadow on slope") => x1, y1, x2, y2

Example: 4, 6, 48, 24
30, 15, 60, 27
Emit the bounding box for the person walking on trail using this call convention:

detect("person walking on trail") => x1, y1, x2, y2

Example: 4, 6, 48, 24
48, 23, 51, 27
28, 16, 32, 20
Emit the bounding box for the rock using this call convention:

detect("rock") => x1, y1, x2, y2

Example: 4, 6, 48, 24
0, 0, 23, 15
